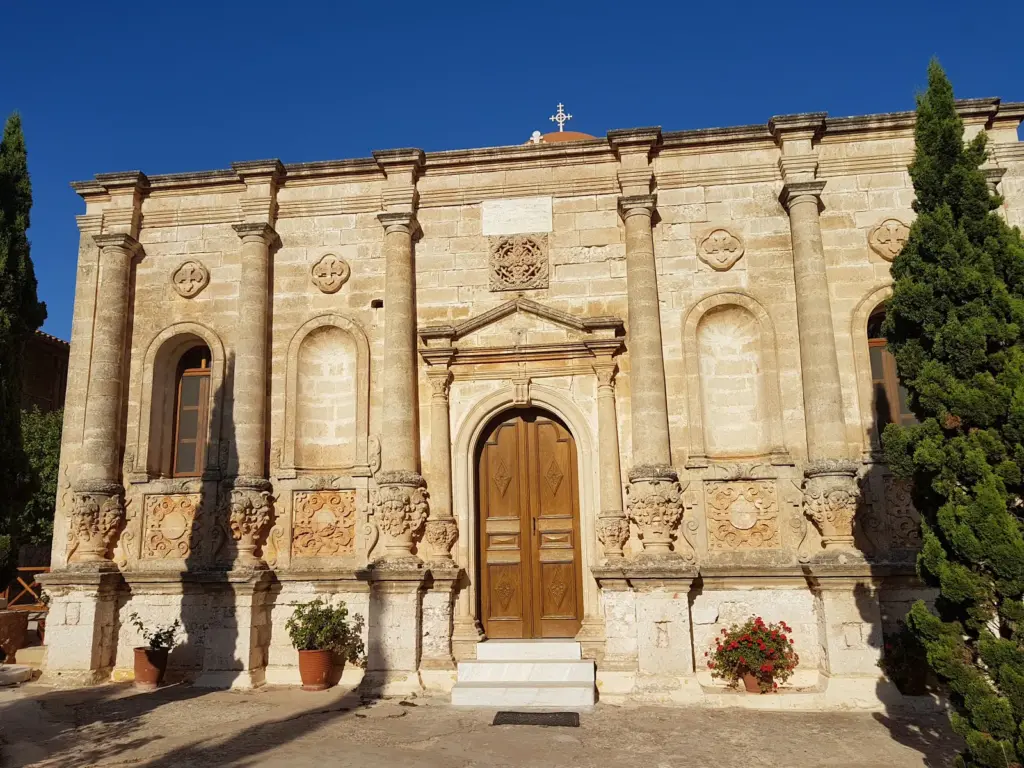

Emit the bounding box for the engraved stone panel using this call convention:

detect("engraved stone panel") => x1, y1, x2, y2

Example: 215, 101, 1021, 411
697, 228, 745, 271
310, 253, 351, 294
868, 219, 910, 261
704, 481, 780, 550
292, 490, 357, 557
489, 235, 549, 291
884, 476, 921, 549
171, 260, 210, 298
142, 494, 201, 559
481, 196, 553, 235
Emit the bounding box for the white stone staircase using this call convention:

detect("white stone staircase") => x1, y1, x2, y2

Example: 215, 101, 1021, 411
451, 640, 595, 707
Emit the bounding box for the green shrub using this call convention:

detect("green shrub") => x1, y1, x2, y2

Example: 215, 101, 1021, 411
285, 598, 365, 664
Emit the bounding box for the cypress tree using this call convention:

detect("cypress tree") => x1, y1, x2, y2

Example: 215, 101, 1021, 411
0, 112, 47, 581
883, 62, 1024, 767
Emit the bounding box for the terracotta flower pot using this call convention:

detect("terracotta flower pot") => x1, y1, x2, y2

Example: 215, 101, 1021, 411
741, 671, 761, 693
134, 647, 169, 690
298, 649, 334, 691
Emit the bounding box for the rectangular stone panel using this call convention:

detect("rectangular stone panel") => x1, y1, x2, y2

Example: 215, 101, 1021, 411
482, 196, 553, 235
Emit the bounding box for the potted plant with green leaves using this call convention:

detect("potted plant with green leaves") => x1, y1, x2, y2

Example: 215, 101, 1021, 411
707, 616, 799, 693
286, 598, 365, 691
129, 612, 180, 690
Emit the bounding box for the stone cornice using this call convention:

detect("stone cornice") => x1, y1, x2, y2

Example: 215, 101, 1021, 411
607, 126, 662, 154
768, 112, 828, 141
372, 148, 426, 175
231, 159, 285, 181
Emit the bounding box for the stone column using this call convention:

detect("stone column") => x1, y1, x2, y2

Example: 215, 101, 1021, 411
229, 222, 277, 568
68, 232, 141, 565
424, 366, 458, 563
373, 211, 428, 561
618, 196, 686, 557
594, 360, 628, 560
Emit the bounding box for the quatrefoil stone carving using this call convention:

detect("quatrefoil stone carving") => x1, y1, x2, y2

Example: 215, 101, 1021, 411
868, 219, 910, 261
697, 228, 745, 271
171, 260, 210, 298
310, 254, 352, 294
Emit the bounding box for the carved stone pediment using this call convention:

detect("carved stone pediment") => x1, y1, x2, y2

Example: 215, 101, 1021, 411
419, 298, 623, 367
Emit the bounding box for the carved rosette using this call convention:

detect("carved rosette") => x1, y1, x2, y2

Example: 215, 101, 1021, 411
625, 465, 685, 555
597, 515, 630, 560
424, 518, 459, 563
67, 483, 126, 563
371, 470, 429, 561
171, 260, 210, 298
310, 253, 351, 293
803, 460, 860, 550
489, 234, 549, 291
868, 219, 910, 261
226, 479, 273, 568
697, 228, 745, 271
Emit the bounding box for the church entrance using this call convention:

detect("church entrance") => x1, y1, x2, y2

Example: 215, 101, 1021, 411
476, 408, 584, 639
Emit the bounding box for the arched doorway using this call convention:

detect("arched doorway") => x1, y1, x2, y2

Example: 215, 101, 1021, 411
475, 408, 584, 639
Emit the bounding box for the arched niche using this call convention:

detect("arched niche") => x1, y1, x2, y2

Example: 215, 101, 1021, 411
682, 291, 788, 465
282, 313, 371, 474
135, 322, 227, 478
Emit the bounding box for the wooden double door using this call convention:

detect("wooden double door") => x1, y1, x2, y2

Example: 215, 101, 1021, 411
477, 408, 584, 639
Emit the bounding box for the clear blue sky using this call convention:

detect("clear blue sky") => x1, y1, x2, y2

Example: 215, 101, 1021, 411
2, 0, 1021, 340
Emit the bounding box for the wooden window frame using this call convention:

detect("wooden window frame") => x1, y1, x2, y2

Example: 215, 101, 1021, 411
171, 351, 211, 478
868, 311, 916, 431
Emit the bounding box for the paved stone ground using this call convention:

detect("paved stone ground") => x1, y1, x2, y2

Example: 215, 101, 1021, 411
0, 683, 961, 768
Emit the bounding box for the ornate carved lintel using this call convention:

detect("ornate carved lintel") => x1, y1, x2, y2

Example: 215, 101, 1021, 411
625, 465, 688, 558
68, 482, 126, 564
803, 459, 859, 551
226, 478, 273, 568
371, 470, 429, 562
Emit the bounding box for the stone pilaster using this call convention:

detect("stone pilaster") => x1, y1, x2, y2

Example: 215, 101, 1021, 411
774, 114, 860, 556
424, 366, 458, 564
594, 360, 628, 561
419, 565, 460, 682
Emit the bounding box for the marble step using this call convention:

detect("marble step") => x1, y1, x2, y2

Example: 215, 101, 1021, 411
458, 659, 594, 683
475, 639, 582, 662
451, 680, 595, 707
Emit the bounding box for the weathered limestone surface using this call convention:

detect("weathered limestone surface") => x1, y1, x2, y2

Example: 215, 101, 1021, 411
43, 99, 1023, 706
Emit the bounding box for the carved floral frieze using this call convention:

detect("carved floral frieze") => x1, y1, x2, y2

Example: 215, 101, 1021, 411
884, 476, 921, 549
142, 493, 201, 560
171, 260, 210, 298
291, 490, 357, 557
489, 234, 549, 291
310, 253, 351, 294
704, 480, 780, 550
868, 219, 910, 261
697, 228, 745, 271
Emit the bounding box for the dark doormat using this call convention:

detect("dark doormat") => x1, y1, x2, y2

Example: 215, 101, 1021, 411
492, 711, 580, 727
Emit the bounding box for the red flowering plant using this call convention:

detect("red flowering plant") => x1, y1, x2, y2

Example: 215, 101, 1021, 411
706, 616, 799, 693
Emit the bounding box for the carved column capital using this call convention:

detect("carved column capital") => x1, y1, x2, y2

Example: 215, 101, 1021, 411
618, 194, 657, 220
225, 479, 273, 569
780, 179, 826, 211
377, 211, 420, 237
68, 482, 125, 564
372, 470, 429, 563
426, 368, 452, 402
232, 221, 279, 247
984, 166, 1007, 195
593, 361, 618, 394
803, 459, 860, 553
92, 232, 142, 257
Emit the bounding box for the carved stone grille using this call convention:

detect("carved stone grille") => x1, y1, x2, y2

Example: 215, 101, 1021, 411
489, 234, 549, 291
292, 490, 357, 557
704, 480, 780, 550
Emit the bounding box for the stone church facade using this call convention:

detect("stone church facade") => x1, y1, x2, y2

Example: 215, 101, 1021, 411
41, 99, 1024, 705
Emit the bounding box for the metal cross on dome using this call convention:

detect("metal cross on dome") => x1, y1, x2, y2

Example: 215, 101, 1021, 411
549, 103, 572, 132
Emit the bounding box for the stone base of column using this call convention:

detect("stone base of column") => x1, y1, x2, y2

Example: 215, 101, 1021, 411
359, 562, 428, 698
803, 459, 862, 561
419, 565, 459, 672
575, 615, 607, 662
625, 465, 691, 560
194, 569, 273, 689
37, 565, 123, 686
451, 615, 485, 661
371, 470, 429, 564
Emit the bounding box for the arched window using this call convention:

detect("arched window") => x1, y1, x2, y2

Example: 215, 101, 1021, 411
171, 345, 212, 476
868, 308, 917, 431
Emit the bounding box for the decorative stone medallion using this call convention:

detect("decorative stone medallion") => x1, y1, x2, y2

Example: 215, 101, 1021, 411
704, 481, 780, 550
884, 476, 921, 549
868, 219, 910, 261
489, 234, 549, 291
310, 253, 352, 294
171, 260, 210, 298
142, 494, 201, 559
697, 228, 745, 271
291, 490, 357, 557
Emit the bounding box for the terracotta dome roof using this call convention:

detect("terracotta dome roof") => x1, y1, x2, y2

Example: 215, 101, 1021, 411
526, 130, 598, 145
